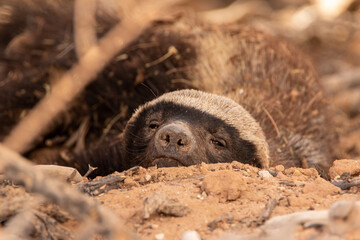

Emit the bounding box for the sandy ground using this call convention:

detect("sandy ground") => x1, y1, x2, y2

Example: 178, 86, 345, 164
3, 159, 358, 239
87, 160, 360, 240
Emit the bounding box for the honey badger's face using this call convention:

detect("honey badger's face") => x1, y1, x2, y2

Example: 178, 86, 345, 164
124, 102, 255, 168
122, 90, 269, 169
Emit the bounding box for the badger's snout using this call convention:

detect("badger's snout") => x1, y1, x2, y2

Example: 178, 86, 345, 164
154, 121, 195, 159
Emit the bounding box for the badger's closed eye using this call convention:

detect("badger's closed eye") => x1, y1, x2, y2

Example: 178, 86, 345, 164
210, 138, 226, 148
148, 121, 159, 130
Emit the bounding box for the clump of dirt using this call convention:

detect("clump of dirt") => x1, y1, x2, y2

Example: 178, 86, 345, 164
329, 160, 360, 179
201, 170, 246, 203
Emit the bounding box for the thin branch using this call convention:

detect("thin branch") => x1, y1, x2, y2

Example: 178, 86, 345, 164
262, 107, 281, 138
74, 0, 97, 59
145, 46, 178, 68
332, 177, 360, 190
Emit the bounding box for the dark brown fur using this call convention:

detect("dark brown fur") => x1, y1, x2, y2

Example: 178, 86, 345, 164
0, 1, 336, 177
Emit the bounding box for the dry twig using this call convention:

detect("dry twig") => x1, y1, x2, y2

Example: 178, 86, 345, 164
74, 0, 97, 59
77, 174, 126, 196
262, 107, 280, 138
332, 177, 360, 190
256, 198, 278, 225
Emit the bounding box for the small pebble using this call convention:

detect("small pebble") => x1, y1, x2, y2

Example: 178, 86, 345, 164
258, 170, 272, 178
124, 177, 138, 187
181, 230, 201, 240
155, 233, 164, 240
197, 194, 204, 200
292, 169, 302, 176
275, 165, 285, 172
145, 174, 152, 181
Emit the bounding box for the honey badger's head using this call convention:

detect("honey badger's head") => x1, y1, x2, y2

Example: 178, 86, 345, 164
121, 89, 270, 169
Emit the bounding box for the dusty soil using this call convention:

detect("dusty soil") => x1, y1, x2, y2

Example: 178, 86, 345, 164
92, 161, 360, 239
2, 160, 360, 239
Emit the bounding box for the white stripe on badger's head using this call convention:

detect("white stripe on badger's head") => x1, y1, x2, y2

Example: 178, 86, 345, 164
131, 89, 270, 168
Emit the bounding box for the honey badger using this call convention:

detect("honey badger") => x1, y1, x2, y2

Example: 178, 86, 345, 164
0, 1, 335, 177
71, 21, 335, 178
78, 89, 270, 176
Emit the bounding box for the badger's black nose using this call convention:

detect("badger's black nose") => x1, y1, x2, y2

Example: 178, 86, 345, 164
155, 122, 194, 156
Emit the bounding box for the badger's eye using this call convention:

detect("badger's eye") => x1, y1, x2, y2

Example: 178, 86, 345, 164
210, 138, 226, 148
149, 122, 159, 130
